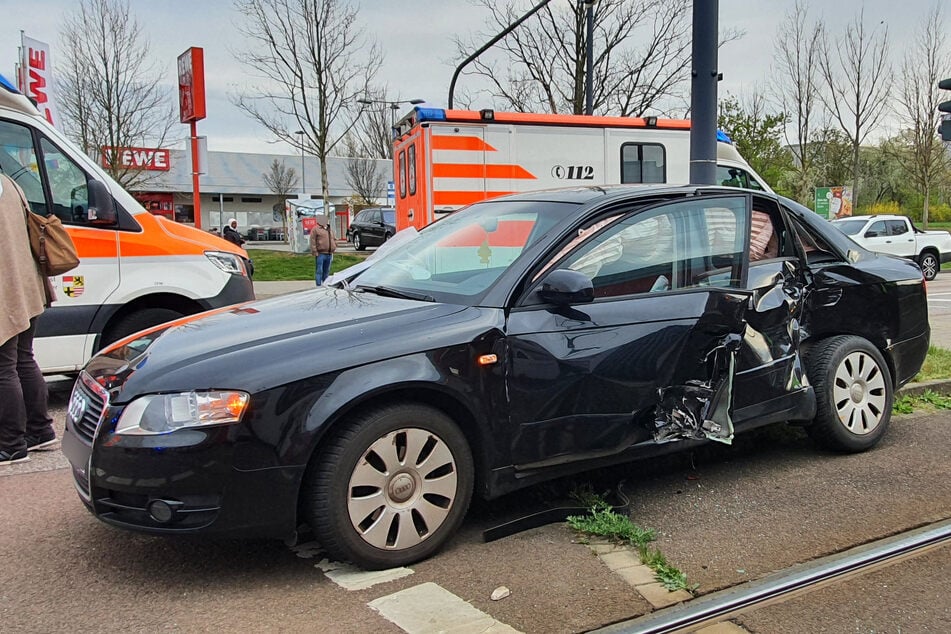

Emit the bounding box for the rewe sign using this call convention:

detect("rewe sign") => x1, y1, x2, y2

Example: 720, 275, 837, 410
101, 147, 171, 171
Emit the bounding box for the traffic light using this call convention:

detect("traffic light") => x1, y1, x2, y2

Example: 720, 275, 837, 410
940, 78, 951, 141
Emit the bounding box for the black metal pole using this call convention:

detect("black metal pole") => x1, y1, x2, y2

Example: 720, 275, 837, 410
585, 0, 594, 115
448, 0, 554, 109
689, 0, 718, 185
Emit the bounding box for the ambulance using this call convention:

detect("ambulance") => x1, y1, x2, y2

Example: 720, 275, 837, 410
392, 107, 771, 231
0, 75, 254, 374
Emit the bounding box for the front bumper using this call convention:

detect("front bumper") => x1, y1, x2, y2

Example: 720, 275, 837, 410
62, 378, 301, 539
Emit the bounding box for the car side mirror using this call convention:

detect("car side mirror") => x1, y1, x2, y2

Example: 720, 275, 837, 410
531, 269, 594, 306
87, 180, 117, 226
864, 230, 879, 238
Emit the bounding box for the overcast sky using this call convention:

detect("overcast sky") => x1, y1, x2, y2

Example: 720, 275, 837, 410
0, 0, 933, 155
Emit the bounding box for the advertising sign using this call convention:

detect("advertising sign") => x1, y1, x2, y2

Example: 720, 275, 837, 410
815, 186, 853, 220
177, 47, 206, 123
19, 35, 59, 126
101, 146, 171, 171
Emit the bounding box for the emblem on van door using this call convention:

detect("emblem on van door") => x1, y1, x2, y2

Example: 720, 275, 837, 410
67, 391, 88, 423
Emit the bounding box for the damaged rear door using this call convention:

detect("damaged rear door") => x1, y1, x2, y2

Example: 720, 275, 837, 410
504, 194, 753, 469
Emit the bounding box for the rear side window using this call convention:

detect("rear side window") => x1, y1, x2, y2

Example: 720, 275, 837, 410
887, 220, 908, 236
398, 150, 406, 198
620, 143, 666, 184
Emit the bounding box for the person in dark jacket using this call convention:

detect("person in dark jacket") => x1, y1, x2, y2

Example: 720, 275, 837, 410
223, 218, 245, 246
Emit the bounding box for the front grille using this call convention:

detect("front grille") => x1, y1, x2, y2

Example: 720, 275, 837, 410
68, 374, 108, 443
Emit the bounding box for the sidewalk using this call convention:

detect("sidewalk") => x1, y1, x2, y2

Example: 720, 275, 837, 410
253, 279, 314, 299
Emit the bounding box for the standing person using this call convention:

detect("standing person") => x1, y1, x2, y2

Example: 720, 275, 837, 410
0, 173, 57, 465
309, 219, 337, 286
223, 218, 245, 246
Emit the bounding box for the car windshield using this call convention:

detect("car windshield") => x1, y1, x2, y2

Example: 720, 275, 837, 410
833, 218, 868, 236
382, 209, 395, 224
351, 200, 579, 303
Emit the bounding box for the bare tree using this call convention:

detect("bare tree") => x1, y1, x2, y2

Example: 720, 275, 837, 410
263, 159, 299, 234
352, 86, 393, 159
817, 7, 891, 205
456, 0, 700, 116
891, 5, 951, 227
233, 0, 381, 210
57, 0, 177, 190
771, 1, 823, 204
342, 135, 387, 205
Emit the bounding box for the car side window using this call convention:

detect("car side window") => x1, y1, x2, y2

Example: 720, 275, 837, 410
786, 214, 843, 265
867, 220, 887, 237
39, 137, 92, 225
552, 196, 749, 298
887, 220, 908, 236
0, 119, 49, 216
372, 210, 383, 223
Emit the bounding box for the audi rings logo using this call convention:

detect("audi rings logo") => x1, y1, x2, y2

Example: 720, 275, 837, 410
68, 391, 88, 423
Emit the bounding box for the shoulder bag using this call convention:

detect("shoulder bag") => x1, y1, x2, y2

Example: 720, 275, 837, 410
4, 174, 80, 276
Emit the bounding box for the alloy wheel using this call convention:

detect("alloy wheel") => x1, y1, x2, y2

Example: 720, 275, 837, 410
832, 351, 887, 435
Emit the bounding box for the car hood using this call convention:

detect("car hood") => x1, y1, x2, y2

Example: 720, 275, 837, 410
86, 287, 473, 402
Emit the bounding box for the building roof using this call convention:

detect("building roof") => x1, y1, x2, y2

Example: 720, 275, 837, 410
137, 149, 391, 197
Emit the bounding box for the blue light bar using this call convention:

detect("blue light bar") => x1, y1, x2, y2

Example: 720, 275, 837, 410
716, 129, 733, 144
414, 107, 447, 122
0, 73, 20, 93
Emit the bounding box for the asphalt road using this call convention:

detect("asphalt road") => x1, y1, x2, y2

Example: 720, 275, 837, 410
2, 381, 950, 632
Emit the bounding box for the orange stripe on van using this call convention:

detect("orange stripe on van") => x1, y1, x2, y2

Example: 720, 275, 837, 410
433, 191, 515, 206
432, 163, 536, 180
65, 227, 119, 257
431, 135, 497, 152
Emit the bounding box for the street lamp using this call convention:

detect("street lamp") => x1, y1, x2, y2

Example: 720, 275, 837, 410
294, 129, 305, 196
357, 97, 425, 128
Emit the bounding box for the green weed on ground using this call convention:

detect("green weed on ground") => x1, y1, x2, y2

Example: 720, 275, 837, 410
893, 390, 951, 414
566, 489, 695, 593
247, 249, 369, 281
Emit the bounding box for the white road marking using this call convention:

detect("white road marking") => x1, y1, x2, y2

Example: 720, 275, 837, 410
368, 582, 522, 634
316, 559, 414, 591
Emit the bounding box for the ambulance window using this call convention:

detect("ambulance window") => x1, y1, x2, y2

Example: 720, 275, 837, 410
39, 137, 92, 226
408, 144, 417, 195
620, 143, 666, 184
398, 150, 407, 198
0, 119, 49, 215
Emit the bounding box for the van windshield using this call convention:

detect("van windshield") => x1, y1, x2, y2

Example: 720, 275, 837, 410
352, 200, 578, 304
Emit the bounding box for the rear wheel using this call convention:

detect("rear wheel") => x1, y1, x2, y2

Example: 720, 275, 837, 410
383, 232, 393, 244
101, 307, 184, 348
304, 403, 474, 569
353, 232, 365, 251
918, 252, 939, 281
805, 335, 892, 452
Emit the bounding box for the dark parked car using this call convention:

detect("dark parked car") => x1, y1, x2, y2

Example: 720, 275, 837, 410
63, 185, 929, 569
347, 207, 396, 250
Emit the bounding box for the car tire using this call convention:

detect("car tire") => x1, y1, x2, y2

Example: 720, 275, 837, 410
804, 335, 893, 453
304, 403, 474, 569
383, 232, 393, 244
100, 307, 184, 349
353, 232, 365, 251
918, 252, 939, 281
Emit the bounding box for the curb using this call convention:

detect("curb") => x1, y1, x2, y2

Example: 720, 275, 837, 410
897, 378, 951, 396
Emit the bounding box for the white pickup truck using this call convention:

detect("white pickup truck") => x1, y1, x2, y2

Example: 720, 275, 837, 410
832, 214, 951, 280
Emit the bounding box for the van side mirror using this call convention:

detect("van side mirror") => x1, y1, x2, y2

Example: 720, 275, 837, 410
529, 269, 594, 306
87, 180, 117, 225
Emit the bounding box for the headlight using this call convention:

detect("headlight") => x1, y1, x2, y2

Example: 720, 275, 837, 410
114, 391, 250, 435
205, 251, 246, 275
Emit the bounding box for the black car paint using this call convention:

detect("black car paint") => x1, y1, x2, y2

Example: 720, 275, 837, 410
63, 185, 930, 541
347, 207, 396, 247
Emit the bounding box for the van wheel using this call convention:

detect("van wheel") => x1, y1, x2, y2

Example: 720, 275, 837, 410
805, 335, 892, 453
101, 308, 184, 348
353, 232, 365, 251
918, 252, 939, 281
304, 403, 474, 569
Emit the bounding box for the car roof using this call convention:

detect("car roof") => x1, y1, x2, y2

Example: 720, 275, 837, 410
832, 215, 903, 223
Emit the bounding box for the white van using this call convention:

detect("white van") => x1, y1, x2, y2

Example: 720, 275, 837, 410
0, 76, 254, 374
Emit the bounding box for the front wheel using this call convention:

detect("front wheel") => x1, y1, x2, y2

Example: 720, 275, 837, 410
918, 252, 939, 281
805, 335, 893, 453
100, 307, 184, 349
304, 403, 474, 569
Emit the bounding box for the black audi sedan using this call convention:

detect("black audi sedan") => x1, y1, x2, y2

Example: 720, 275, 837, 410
63, 185, 930, 569
347, 207, 396, 250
